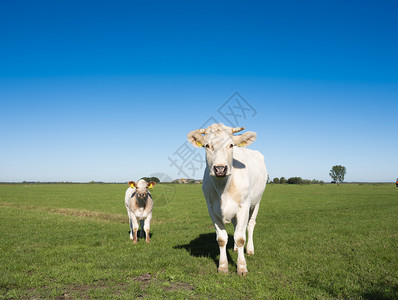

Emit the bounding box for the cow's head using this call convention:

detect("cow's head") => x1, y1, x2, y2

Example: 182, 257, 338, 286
187, 123, 257, 178
128, 179, 156, 199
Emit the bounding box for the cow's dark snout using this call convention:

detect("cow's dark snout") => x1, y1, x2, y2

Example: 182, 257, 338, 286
214, 165, 228, 177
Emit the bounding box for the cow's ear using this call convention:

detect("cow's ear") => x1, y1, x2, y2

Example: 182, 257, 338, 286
233, 132, 257, 147
147, 181, 156, 189
187, 130, 205, 148
128, 181, 136, 188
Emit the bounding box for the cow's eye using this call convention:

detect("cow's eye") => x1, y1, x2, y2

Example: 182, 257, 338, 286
229, 144, 234, 148
205, 144, 210, 148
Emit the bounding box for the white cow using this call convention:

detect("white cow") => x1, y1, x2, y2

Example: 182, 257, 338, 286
124, 179, 156, 243
187, 123, 267, 275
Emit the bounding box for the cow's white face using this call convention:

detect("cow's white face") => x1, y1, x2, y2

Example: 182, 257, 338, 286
203, 130, 234, 177
128, 179, 156, 199
188, 123, 257, 179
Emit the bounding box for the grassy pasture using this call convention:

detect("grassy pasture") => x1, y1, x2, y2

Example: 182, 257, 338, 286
0, 183, 397, 299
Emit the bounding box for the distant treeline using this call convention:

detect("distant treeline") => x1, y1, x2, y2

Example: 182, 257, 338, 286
271, 177, 325, 185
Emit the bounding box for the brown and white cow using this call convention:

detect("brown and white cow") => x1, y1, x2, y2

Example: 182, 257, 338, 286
124, 179, 156, 243
188, 123, 267, 275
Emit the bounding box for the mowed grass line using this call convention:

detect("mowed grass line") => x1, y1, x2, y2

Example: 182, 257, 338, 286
0, 183, 397, 299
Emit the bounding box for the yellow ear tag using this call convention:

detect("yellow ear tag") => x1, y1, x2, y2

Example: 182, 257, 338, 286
130, 183, 135, 188
238, 142, 246, 147
148, 183, 153, 189
196, 141, 203, 147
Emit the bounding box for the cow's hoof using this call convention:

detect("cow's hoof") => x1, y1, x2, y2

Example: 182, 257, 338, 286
133, 240, 138, 244
246, 250, 254, 255
233, 247, 238, 252
218, 265, 229, 274
237, 265, 248, 276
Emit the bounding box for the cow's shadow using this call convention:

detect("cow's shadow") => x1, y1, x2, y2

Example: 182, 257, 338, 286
173, 232, 235, 267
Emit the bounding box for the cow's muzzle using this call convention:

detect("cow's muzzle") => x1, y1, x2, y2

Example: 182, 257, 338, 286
137, 193, 146, 199
214, 165, 228, 177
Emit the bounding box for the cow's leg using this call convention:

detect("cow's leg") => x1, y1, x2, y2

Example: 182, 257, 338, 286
214, 221, 229, 273
127, 209, 134, 240
205, 198, 229, 273
144, 213, 152, 243
130, 214, 139, 244
246, 202, 260, 255
232, 217, 238, 252
234, 205, 250, 276
139, 220, 145, 238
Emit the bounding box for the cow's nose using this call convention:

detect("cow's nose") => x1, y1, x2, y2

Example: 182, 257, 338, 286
214, 165, 228, 177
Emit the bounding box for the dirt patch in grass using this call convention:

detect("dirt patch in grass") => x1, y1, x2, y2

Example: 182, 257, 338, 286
135, 273, 153, 285
163, 282, 194, 292
133, 272, 157, 292
132, 272, 194, 293
57, 279, 131, 299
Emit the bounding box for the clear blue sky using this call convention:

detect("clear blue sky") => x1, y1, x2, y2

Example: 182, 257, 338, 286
1, 0, 397, 182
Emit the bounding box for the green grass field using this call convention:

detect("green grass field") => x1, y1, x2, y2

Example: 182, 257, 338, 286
0, 183, 397, 299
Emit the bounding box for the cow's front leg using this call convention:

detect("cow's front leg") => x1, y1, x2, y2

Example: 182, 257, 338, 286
130, 214, 139, 244
234, 205, 250, 276
143, 213, 152, 243
214, 222, 229, 273
127, 209, 134, 240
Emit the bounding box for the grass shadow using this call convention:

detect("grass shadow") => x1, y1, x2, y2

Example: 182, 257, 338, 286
173, 232, 235, 267
362, 284, 398, 300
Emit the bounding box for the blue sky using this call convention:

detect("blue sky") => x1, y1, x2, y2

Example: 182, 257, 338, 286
1, 0, 397, 182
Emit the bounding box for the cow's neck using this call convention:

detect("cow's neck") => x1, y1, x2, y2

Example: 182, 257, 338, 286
210, 175, 233, 197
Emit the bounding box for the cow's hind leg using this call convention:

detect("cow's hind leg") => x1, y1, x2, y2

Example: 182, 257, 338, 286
232, 217, 238, 252
139, 220, 145, 238
129, 218, 134, 240
246, 202, 260, 255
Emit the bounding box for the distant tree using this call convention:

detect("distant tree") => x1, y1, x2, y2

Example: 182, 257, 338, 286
140, 177, 160, 184
288, 177, 303, 184
329, 165, 346, 185
280, 177, 287, 184
273, 177, 280, 184
150, 177, 160, 184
